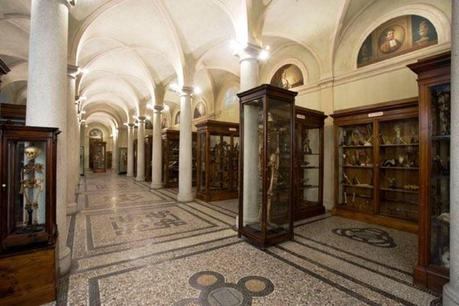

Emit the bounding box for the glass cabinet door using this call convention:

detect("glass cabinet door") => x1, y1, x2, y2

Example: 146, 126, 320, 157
7, 141, 47, 235
337, 123, 374, 213
199, 133, 206, 192
429, 83, 450, 269
266, 98, 292, 236
297, 127, 320, 207
378, 118, 419, 221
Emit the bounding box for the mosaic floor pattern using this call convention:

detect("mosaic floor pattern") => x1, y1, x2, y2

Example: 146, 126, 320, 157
57, 171, 438, 305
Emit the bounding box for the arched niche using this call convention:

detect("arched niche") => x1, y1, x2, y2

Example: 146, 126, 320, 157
269, 62, 305, 90
357, 15, 438, 68
193, 102, 206, 119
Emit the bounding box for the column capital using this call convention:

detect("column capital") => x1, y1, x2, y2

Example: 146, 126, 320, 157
237, 43, 263, 63
154, 105, 164, 112
67, 64, 79, 79
128, 123, 135, 128
180, 86, 193, 96
137, 116, 146, 123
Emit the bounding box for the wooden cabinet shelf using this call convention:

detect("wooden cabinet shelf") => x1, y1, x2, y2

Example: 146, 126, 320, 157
331, 97, 420, 233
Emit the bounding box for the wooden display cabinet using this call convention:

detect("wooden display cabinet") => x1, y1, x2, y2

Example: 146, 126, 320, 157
0, 104, 26, 125
92, 141, 106, 173
0, 125, 59, 305
238, 84, 296, 248
408, 52, 450, 293
331, 98, 419, 233
161, 129, 197, 188
196, 120, 239, 202
294, 106, 327, 221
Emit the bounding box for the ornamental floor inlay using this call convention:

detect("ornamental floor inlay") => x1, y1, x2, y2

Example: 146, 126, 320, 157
59, 171, 438, 306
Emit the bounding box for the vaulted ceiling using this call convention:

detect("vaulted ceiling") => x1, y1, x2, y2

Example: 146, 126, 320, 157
0, 0, 452, 130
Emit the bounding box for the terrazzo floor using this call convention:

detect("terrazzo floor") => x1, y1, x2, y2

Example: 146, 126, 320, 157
56, 171, 439, 305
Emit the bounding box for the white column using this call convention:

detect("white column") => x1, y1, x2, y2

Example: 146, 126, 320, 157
443, 1, 459, 304
66, 67, 78, 215
127, 124, 135, 177
136, 117, 146, 181
177, 87, 193, 202
151, 105, 163, 189
240, 48, 260, 225
26, 0, 71, 275
112, 130, 119, 173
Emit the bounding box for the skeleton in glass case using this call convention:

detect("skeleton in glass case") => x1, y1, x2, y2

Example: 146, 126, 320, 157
20, 146, 44, 228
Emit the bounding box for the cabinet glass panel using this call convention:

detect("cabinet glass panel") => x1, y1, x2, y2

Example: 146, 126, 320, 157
338, 123, 374, 213
379, 118, 419, 221
429, 83, 450, 269
7, 141, 47, 234
298, 127, 320, 206
93, 143, 106, 170
200, 133, 206, 190
242, 99, 263, 231
266, 98, 292, 235
231, 136, 239, 191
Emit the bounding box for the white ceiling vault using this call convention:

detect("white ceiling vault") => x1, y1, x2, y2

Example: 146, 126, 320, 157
0, 0, 452, 130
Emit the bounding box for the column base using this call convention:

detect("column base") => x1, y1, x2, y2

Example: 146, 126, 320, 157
58, 246, 72, 275
444, 283, 459, 306
67, 202, 78, 215
177, 192, 193, 203
136, 176, 145, 182
150, 182, 163, 189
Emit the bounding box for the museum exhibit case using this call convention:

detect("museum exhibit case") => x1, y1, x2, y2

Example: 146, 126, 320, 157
0, 104, 26, 125
92, 141, 106, 173
196, 120, 239, 202
0, 125, 59, 305
161, 129, 197, 188
408, 52, 450, 293
145, 135, 153, 182
294, 106, 327, 221
237, 84, 296, 248
118, 147, 127, 174
331, 98, 419, 233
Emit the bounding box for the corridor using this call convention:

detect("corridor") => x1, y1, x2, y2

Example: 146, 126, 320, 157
59, 172, 438, 305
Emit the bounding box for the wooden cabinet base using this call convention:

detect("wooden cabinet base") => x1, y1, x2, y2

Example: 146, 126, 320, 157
333, 207, 417, 233
0, 246, 56, 306
414, 265, 449, 294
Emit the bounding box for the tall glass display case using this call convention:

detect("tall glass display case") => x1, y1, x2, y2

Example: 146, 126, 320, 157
145, 135, 153, 182
80, 146, 85, 176
92, 141, 106, 173
0, 125, 59, 305
331, 98, 419, 233
238, 84, 296, 248
161, 129, 197, 188
294, 106, 327, 221
196, 120, 239, 202
408, 52, 450, 293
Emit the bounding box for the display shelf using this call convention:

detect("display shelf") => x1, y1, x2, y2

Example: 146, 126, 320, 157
331, 97, 419, 233
380, 166, 419, 170
380, 187, 419, 194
